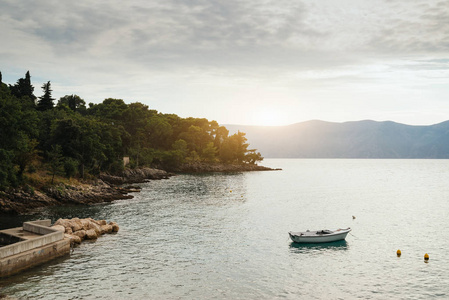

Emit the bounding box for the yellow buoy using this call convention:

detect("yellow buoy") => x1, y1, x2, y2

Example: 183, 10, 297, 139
396, 249, 401, 257
424, 253, 429, 261
230, 190, 232, 193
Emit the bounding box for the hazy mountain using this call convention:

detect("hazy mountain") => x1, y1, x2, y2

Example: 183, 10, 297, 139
225, 120, 449, 158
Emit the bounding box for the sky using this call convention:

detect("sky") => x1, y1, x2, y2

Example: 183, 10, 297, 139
1, 0, 449, 126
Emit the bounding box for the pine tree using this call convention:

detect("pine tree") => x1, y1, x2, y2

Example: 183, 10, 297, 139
37, 81, 55, 111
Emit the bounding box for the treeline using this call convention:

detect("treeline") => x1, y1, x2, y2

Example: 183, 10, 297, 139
0, 71, 263, 190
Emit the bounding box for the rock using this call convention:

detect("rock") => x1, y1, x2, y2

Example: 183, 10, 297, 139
100, 167, 172, 185
51, 225, 65, 232
72, 230, 86, 240
80, 219, 90, 231
85, 229, 98, 240
88, 221, 102, 236
53, 218, 118, 243
101, 224, 113, 234
64, 233, 82, 244
70, 219, 84, 232
108, 221, 119, 232
54, 218, 70, 228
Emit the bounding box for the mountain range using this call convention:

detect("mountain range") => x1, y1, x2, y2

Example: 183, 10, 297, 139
225, 120, 449, 158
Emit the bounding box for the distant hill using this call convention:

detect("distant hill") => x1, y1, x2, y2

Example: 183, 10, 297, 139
225, 120, 449, 158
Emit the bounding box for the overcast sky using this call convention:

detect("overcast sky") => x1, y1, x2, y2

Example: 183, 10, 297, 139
1, 0, 448, 126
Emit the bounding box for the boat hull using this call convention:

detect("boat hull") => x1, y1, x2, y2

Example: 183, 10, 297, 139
289, 228, 351, 243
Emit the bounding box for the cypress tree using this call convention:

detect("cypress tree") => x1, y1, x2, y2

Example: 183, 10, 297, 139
23, 71, 36, 101
9, 71, 36, 104
37, 81, 55, 111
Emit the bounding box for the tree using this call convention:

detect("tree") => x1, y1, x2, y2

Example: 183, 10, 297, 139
0, 87, 39, 186
0, 149, 18, 189
47, 144, 64, 184
57, 95, 86, 112
202, 142, 217, 162
244, 149, 263, 164
15, 137, 39, 180
37, 81, 55, 111
9, 71, 36, 106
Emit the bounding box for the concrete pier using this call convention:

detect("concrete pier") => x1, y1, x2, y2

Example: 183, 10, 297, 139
0, 220, 70, 278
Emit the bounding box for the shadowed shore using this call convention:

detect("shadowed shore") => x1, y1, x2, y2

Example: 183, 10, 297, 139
0, 164, 279, 215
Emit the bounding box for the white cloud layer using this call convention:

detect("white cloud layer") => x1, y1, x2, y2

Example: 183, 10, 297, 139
1, 0, 449, 125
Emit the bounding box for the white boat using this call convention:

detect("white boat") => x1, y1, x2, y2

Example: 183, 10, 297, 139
288, 228, 351, 243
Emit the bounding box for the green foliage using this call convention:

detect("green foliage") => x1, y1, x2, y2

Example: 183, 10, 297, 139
64, 158, 78, 178
0, 149, 18, 189
37, 81, 55, 111
0, 71, 264, 190
9, 71, 36, 106
57, 95, 86, 113
244, 149, 264, 164
109, 159, 124, 174
47, 144, 64, 184
202, 142, 217, 162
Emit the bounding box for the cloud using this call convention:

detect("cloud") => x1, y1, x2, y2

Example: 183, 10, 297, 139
1, 0, 449, 125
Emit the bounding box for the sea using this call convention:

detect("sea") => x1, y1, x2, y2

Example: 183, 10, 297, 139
1, 159, 449, 299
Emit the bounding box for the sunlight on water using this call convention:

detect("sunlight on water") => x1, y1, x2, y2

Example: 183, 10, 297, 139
2, 159, 449, 299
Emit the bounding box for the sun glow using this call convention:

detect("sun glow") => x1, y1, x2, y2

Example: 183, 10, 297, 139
250, 108, 288, 126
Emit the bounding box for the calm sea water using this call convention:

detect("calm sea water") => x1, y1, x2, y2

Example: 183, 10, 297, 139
1, 159, 449, 299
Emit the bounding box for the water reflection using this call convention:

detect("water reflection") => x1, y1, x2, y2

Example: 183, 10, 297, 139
289, 240, 349, 253
0, 254, 71, 288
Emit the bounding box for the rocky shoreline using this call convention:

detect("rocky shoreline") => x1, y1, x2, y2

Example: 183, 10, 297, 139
0, 164, 279, 215
0, 167, 172, 215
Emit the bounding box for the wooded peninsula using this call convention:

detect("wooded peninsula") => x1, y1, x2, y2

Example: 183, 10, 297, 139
0, 71, 270, 214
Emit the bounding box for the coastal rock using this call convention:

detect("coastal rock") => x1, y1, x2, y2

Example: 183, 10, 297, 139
88, 222, 102, 236
52, 218, 118, 244
0, 179, 137, 215
72, 230, 86, 240
85, 229, 98, 240
101, 224, 113, 234
64, 233, 82, 244
54, 219, 70, 228
80, 219, 90, 231
0, 189, 59, 215
100, 167, 172, 185
109, 221, 119, 232
51, 225, 66, 232
45, 181, 134, 206
70, 219, 84, 232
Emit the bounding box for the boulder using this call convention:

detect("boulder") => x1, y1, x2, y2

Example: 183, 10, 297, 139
101, 224, 113, 234
80, 219, 90, 230
51, 225, 65, 232
64, 233, 82, 244
85, 229, 98, 240
88, 221, 102, 236
109, 221, 120, 232
72, 230, 86, 240
87, 218, 101, 226
54, 218, 70, 228
70, 219, 84, 232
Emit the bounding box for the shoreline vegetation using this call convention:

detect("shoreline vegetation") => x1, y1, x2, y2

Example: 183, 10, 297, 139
0, 71, 278, 215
